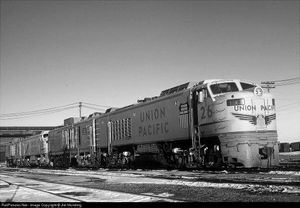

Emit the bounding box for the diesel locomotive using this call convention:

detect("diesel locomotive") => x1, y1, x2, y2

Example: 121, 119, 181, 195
5, 79, 279, 169
5, 131, 49, 167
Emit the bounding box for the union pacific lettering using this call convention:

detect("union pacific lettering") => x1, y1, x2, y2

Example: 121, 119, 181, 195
138, 107, 169, 137
138, 122, 169, 137
260, 105, 275, 111
234, 105, 275, 111
140, 108, 166, 122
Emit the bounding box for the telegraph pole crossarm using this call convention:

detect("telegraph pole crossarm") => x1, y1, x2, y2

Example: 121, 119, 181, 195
261, 81, 275, 92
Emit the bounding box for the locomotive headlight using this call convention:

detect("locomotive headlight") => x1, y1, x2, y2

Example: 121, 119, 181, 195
226, 98, 245, 106
254, 87, 263, 96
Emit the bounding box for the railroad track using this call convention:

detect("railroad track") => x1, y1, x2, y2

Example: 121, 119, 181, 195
2, 167, 300, 188
279, 162, 300, 168
0, 177, 81, 202
1, 168, 300, 202
0, 172, 183, 202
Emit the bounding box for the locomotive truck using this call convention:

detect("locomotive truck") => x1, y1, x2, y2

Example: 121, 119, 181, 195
6, 79, 279, 169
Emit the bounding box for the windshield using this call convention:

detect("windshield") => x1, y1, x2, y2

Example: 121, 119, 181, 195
210, 82, 239, 95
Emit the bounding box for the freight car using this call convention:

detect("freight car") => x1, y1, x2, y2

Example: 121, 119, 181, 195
290, 142, 300, 152
6, 79, 280, 169
279, 143, 291, 152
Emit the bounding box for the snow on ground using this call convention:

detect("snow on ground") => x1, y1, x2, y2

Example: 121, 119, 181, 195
118, 175, 300, 194
264, 171, 300, 176
0, 174, 180, 202
279, 151, 300, 156
16, 168, 300, 194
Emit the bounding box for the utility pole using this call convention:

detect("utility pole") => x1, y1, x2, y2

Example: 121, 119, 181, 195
79, 102, 82, 118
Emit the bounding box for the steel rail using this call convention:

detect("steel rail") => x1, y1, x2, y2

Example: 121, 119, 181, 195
0, 177, 84, 202
0, 172, 184, 202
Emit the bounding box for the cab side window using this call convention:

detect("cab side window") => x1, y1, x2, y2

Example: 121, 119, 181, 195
241, 82, 256, 90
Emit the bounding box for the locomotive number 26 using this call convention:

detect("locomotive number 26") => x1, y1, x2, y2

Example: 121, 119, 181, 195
200, 105, 213, 119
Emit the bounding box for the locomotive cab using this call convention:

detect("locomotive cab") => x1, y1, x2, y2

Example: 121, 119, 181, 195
206, 80, 257, 100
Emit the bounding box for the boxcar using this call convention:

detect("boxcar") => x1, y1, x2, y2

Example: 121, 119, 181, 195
291, 142, 300, 152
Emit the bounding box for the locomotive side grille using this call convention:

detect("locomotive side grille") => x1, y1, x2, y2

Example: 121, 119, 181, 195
111, 118, 133, 141
118, 120, 121, 140
125, 119, 127, 138
121, 119, 125, 139
128, 118, 132, 138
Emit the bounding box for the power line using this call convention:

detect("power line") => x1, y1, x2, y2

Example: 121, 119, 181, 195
0, 106, 77, 120
82, 102, 114, 109
0, 105, 77, 118
276, 102, 300, 112
0, 103, 78, 117
275, 80, 300, 86
0, 102, 111, 120
276, 98, 300, 101
276, 110, 300, 115
276, 104, 300, 111
271, 77, 300, 83
81, 105, 106, 112
261, 77, 300, 92
277, 101, 300, 108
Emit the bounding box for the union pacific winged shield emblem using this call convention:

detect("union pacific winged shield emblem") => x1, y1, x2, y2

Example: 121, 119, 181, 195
264, 114, 276, 125
232, 113, 276, 126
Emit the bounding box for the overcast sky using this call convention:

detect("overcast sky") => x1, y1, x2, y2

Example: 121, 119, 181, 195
0, 0, 299, 143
